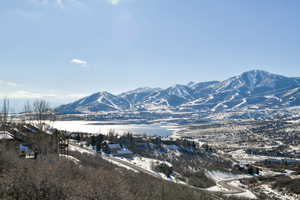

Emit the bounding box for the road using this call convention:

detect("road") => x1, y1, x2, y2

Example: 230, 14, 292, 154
217, 179, 245, 194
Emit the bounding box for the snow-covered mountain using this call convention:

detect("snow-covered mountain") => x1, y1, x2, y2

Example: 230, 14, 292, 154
56, 91, 130, 114
182, 70, 300, 112
142, 84, 195, 108
56, 70, 300, 114
119, 87, 161, 106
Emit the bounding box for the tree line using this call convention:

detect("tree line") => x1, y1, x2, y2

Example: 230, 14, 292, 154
0, 98, 55, 131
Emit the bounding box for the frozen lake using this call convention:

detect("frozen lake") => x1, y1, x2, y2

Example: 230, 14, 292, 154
51, 121, 174, 137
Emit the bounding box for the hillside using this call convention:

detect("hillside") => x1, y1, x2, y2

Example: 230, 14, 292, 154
0, 123, 242, 200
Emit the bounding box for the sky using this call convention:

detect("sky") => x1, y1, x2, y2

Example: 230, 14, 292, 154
1, 0, 300, 107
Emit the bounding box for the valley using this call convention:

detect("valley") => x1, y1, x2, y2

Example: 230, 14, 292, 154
3, 0, 300, 199
1, 70, 300, 200
40, 111, 300, 200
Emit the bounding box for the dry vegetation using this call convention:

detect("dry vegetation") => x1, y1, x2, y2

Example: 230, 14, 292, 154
1, 143, 229, 200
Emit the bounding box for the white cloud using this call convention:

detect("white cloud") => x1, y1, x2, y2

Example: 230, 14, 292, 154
30, 0, 81, 8
0, 80, 17, 87
109, 0, 121, 5
32, 0, 124, 7
1, 90, 56, 99
56, 0, 64, 8
0, 90, 87, 100
70, 58, 88, 67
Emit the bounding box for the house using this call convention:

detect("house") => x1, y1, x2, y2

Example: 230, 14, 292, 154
19, 144, 32, 152
19, 144, 37, 159
105, 143, 133, 158
114, 148, 133, 157
108, 143, 122, 153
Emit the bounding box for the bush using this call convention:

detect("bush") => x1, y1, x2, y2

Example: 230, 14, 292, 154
187, 170, 215, 188
154, 163, 173, 177
272, 177, 300, 195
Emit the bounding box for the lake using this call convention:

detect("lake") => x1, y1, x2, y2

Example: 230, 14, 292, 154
51, 121, 174, 137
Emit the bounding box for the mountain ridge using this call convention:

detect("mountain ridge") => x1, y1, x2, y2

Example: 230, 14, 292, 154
55, 70, 300, 114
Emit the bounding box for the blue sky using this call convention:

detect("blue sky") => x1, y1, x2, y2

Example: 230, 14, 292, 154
1, 0, 300, 105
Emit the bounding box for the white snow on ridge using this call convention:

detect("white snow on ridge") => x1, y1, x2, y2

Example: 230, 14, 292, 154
210, 93, 240, 112
233, 98, 247, 109
229, 93, 239, 101
283, 87, 300, 97
167, 85, 192, 99
264, 95, 282, 102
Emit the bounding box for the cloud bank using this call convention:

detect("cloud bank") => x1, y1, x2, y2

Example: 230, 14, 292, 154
0, 80, 18, 87
0, 90, 87, 100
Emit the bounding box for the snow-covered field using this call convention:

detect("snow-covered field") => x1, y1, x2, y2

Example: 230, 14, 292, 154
206, 171, 252, 182
118, 156, 171, 172
51, 121, 173, 136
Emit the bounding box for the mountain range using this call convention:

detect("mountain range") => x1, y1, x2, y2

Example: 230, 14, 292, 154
56, 70, 300, 114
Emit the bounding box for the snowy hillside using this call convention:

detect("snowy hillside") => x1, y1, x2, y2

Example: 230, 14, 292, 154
119, 87, 161, 107
56, 91, 131, 113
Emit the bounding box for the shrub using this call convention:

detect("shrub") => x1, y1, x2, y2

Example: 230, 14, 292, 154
154, 163, 173, 177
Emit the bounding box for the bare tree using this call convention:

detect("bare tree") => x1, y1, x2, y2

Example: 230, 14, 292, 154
22, 101, 32, 124
0, 97, 10, 132
32, 99, 52, 130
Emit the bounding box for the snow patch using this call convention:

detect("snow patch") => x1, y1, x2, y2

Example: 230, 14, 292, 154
69, 144, 96, 155
206, 170, 251, 182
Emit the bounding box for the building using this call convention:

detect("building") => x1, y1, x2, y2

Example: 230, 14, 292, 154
19, 144, 37, 159
105, 143, 133, 158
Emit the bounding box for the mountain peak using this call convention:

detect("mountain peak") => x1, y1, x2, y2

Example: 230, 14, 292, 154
187, 81, 195, 86
240, 69, 284, 79
130, 87, 159, 93
243, 69, 270, 74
